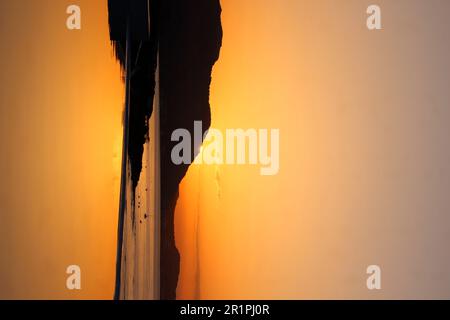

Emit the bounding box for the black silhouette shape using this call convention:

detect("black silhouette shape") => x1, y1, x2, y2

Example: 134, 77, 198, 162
109, 0, 222, 300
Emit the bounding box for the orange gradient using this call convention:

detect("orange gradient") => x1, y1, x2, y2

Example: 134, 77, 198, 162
1, 0, 450, 300
175, 0, 450, 299
0, 0, 122, 299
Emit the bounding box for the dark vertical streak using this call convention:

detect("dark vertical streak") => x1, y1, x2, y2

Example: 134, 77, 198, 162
114, 18, 132, 300
109, 0, 158, 300
159, 0, 222, 300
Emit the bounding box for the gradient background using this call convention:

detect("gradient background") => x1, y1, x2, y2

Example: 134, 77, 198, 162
1, 0, 450, 299
0, 0, 122, 299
